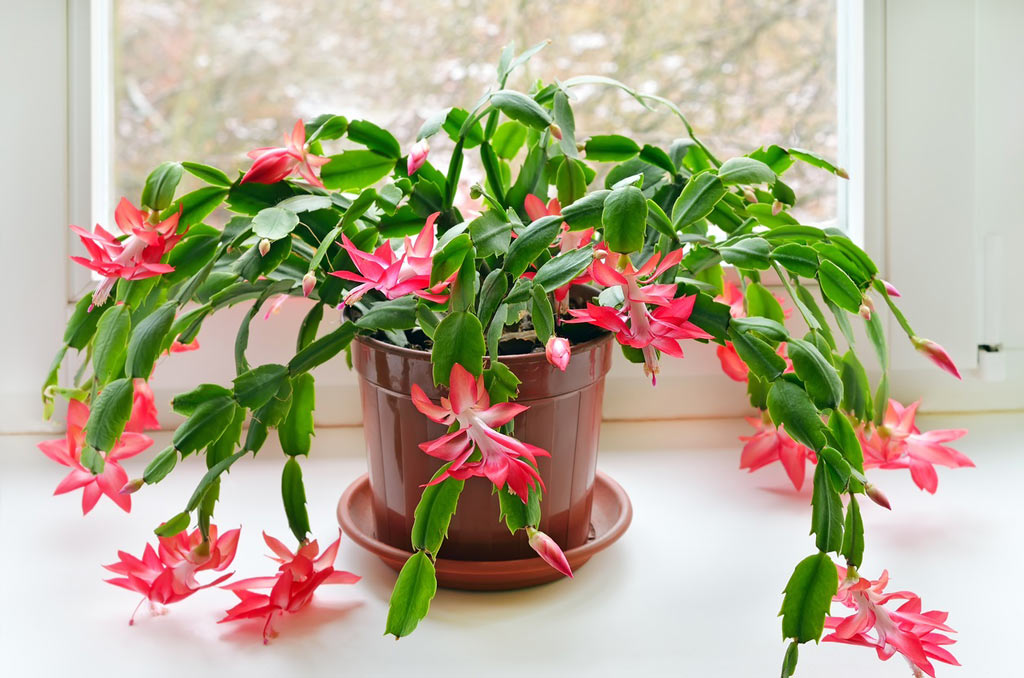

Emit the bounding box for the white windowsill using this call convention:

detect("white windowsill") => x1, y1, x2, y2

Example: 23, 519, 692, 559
3, 413, 1019, 676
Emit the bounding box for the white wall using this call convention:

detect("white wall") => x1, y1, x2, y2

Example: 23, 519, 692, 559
0, 0, 70, 433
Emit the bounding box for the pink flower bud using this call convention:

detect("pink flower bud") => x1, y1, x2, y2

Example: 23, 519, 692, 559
859, 296, 874, 320
771, 199, 784, 216
549, 123, 562, 140
911, 337, 962, 380
881, 279, 901, 297
302, 271, 316, 297
865, 483, 891, 510
837, 167, 850, 180
545, 336, 571, 372
258, 238, 271, 257
120, 478, 144, 495
526, 527, 573, 578
743, 187, 757, 203
407, 139, 429, 176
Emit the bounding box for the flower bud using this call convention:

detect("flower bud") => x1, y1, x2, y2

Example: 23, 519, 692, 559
743, 187, 757, 203
545, 336, 571, 372
526, 526, 573, 578
865, 483, 891, 510
881, 279, 901, 298
549, 123, 562, 140
407, 139, 429, 176
859, 296, 874, 320
469, 184, 483, 200
119, 478, 144, 495
771, 199, 784, 216
258, 238, 271, 257
302, 271, 316, 297
911, 337, 962, 380
576, 142, 586, 153
837, 167, 850, 179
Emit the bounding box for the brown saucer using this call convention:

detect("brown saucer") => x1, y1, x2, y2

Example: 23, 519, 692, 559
336, 471, 633, 591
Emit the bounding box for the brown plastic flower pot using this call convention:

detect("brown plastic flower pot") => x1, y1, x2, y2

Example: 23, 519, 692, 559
351, 324, 614, 564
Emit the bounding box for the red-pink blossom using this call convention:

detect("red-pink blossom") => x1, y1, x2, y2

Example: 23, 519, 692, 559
70, 198, 182, 309
545, 336, 571, 371
104, 525, 240, 624
330, 212, 453, 306
526, 527, 572, 578
738, 415, 817, 490
523, 195, 594, 313
568, 248, 709, 384
37, 399, 153, 514
411, 364, 550, 502
219, 532, 359, 644
911, 337, 962, 380
126, 379, 160, 433
716, 342, 749, 382
169, 338, 200, 353
859, 400, 972, 493
825, 565, 959, 678
407, 139, 430, 176
240, 119, 329, 188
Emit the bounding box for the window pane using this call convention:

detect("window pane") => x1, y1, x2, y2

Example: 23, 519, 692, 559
114, 0, 837, 223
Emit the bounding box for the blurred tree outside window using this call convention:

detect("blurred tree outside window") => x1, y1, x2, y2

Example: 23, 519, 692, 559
114, 0, 837, 224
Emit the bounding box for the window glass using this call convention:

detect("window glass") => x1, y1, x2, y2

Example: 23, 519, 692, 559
114, 0, 837, 223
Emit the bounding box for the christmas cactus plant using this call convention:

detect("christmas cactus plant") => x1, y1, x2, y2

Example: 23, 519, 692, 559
41, 44, 968, 674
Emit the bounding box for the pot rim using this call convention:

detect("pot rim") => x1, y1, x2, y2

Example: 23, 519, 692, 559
352, 327, 612, 365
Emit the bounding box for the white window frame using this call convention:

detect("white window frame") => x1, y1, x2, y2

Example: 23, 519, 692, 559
8, 0, 1015, 434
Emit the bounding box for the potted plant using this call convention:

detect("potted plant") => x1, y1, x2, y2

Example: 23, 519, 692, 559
39, 44, 969, 675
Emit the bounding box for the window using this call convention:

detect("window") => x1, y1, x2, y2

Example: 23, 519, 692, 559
112, 0, 839, 226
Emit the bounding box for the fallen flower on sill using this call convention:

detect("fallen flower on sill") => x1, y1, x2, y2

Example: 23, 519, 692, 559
219, 531, 359, 644
37, 399, 153, 514
104, 525, 240, 625
859, 399, 973, 494
825, 565, 958, 678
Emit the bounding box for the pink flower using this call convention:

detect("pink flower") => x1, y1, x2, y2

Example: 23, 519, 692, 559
301, 271, 317, 297
545, 336, 571, 371
70, 198, 182, 309
568, 247, 709, 384
411, 364, 550, 503
330, 212, 453, 306
911, 337, 962, 380
169, 338, 200, 353
738, 415, 817, 490
126, 379, 160, 433
104, 525, 240, 624
524, 195, 594, 313
825, 565, 959, 678
37, 399, 153, 514
859, 400, 972, 493
241, 119, 329, 189
716, 342, 749, 382
526, 527, 573, 578
263, 294, 289, 320
219, 532, 359, 644
716, 341, 792, 383
882, 279, 902, 298
407, 139, 430, 176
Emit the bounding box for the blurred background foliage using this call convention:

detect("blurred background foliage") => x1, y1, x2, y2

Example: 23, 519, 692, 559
114, 0, 837, 223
